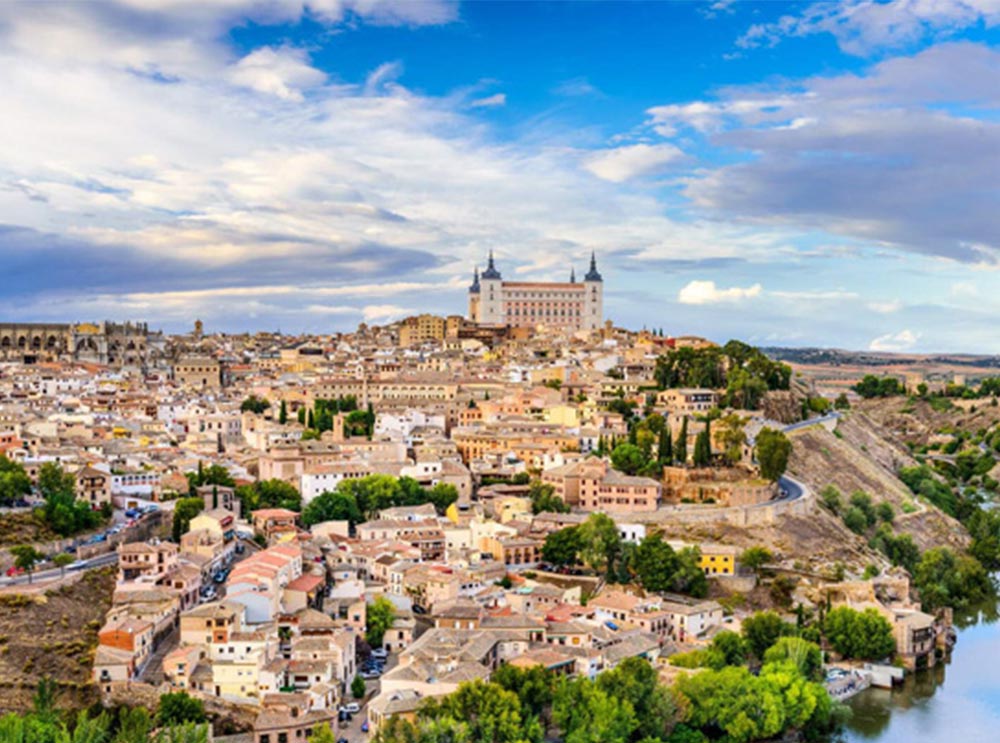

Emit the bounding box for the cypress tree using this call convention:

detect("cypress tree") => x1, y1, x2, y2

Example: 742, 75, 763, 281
307, 409, 315, 429
279, 400, 288, 425
675, 417, 688, 465
658, 425, 673, 465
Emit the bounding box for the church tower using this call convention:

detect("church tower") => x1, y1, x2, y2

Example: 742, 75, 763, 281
582, 252, 603, 330
477, 250, 504, 324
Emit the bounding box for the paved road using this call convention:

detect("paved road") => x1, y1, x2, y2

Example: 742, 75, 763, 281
0, 551, 118, 587
781, 411, 842, 434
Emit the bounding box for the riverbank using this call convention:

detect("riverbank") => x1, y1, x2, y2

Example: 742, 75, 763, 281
834, 600, 1000, 742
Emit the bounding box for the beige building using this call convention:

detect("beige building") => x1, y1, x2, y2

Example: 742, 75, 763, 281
174, 356, 221, 389
398, 314, 446, 346
543, 458, 661, 512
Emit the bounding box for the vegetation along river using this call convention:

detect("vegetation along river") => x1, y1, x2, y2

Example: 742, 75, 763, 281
833, 599, 1000, 742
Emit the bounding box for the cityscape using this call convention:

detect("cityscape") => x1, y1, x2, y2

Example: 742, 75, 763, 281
2, 3, 1000, 743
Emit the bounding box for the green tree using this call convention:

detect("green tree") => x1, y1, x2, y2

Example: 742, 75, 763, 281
657, 425, 673, 466
542, 527, 582, 567
632, 533, 677, 593
425, 483, 459, 514
675, 417, 689, 465
0, 456, 31, 506
596, 657, 679, 740
11, 545, 44, 583
366, 596, 396, 647
240, 395, 270, 414
237, 479, 302, 513
755, 428, 791, 482
692, 422, 711, 468
419, 679, 543, 743
738, 546, 773, 576
302, 490, 362, 528
822, 607, 895, 660
491, 664, 556, 721
553, 676, 637, 743
716, 413, 747, 465
114, 707, 153, 743
763, 637, 824, 681
578, 513, 622, 576
819, 485, 842, 514
278, 400, 288, 425
351, 674, 367, 699
913, 546, 992, 611
842, 506, 867, 535
157, 692, 206, 727
741, 611, 793, 659
171, 497, 204, 542
52, 553, 74, 578
610, 443, 646, 476
529, 481, 569, 515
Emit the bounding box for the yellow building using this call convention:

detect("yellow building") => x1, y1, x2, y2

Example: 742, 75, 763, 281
669, 541, 738, 576
398, 314, 447, 346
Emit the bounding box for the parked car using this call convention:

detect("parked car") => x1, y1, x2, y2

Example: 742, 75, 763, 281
67, 560, 89, 571
212, 572, 226, 583
370, 648, 388, 659
361, 721, 369, 733
5, 566, 24, 577
124, 508, 140, 519
339, 703, 360, 714
360, 670, 380, 680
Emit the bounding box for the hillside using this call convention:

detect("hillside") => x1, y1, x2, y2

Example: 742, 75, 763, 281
0, 568, 115, 714
787, 411, 969, 553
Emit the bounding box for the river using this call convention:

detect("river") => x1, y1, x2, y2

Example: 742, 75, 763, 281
834, 600, 1000, 742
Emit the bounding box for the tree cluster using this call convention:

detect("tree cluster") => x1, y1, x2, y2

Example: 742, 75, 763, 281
235, 479, 302, 513
302, 474, 458, 528
853, 375, 903, 399
0, 683, 209, 743
542, 525, 707, 596
653, 341, 791, 411
37, 462, 106, 537
239, 395, 270, 414
376, 651, 840, 743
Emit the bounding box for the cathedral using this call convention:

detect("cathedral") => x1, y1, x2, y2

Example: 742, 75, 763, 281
468, 252, 604, 331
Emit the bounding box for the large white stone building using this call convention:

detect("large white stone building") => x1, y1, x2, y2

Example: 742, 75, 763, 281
468, 252, 603, 331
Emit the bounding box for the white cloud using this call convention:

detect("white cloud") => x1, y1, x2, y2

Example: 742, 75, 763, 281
867, 300, 903, 313
553, 77, 602, 98
651, 43, 1000, 263
869, 329, 920, 351
584, 143, 685, 183
361, 304, 413, 321
469, 93, 506, 108
229, 46, 326, 101
737, 0, 1000, 56
677, 280, 763, 305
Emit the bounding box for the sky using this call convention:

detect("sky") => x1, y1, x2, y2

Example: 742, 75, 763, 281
1, 0, 999, 352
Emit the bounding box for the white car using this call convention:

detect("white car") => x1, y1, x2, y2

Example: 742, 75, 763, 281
370, 648, 388, 659
360, 671, 380, 680
339, 703, 361, 714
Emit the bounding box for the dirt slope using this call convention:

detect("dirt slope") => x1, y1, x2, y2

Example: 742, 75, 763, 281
0, 568, 115, 714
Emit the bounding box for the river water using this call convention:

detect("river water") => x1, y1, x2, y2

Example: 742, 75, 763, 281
835, 601, 1000, 742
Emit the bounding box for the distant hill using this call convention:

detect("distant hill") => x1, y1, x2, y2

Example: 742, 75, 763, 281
763, 347, 1000, 370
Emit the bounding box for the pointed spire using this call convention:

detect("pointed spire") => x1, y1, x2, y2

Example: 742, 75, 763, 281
570, 267, 576, 283
584, 251, 603, 282
469, 266, 480, 293
481, 250, 502, 279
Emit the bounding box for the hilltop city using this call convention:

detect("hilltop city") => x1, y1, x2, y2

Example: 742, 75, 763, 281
1, 253, 998, 743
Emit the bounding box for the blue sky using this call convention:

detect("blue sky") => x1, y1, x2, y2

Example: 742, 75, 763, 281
1, 1, 999, 351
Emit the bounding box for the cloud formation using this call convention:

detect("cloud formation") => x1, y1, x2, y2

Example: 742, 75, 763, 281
648, 43, 1000, 263
584, 143, 685, 183
677, 280, 763, 305
738, 0, 1000, 56
869, 328, 920, 351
